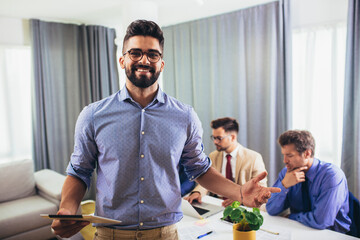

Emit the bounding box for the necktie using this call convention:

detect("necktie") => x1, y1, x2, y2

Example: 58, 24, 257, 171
301, 178, 311, 211
225, 154, 233, 181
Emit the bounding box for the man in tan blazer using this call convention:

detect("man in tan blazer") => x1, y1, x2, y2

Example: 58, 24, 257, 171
185, 117, 267, 207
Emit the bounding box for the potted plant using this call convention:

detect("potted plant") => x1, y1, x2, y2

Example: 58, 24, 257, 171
222, 201, 263, 240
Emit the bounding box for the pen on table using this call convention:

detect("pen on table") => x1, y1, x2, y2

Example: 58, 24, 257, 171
197, 231, 213, 239
260, 228, 279, 235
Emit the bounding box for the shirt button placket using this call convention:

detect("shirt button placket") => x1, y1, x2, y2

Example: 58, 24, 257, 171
139, 108, 146, 229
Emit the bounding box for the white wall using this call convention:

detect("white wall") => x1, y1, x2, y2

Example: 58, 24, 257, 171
0, 17, 29, 46
0, 0, 348, 47
292, 0, 348, 28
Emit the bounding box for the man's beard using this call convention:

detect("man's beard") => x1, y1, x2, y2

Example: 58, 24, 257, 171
216, 144, 228, 152
125, 63, 160, 88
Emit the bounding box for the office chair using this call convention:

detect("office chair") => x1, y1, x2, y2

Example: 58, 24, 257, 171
347, 191, 360, 238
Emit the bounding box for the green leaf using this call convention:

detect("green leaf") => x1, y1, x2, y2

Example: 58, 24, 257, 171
245, 212, 258, 225
236, 206, 246, 213
231, 201, 241, 208
249, 223, 261, 231
222, 206, 233, 218
257, 214, 264, 226
230, 208, 243, 223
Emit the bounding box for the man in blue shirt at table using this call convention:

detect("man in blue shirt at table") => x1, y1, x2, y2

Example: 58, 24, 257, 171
51, 20, 280, 239
266, 130, 351, 233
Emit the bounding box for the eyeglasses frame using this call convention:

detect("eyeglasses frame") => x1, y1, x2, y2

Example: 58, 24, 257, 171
210, 134, 231, 142
123, 48, 162, 63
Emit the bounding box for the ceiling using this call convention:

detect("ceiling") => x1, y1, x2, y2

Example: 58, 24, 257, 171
0, 0, 274, 28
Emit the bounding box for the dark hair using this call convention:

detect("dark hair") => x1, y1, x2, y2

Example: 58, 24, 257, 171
122, 20, 164, 53
278, 130, 315, 157
211, 117, 239, 133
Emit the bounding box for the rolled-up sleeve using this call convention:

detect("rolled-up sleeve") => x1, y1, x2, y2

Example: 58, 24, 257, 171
180, 107, 211, 181
66, 105, 97, 189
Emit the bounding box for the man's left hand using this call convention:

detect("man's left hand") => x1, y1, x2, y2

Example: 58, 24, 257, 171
241, 171, 281, 207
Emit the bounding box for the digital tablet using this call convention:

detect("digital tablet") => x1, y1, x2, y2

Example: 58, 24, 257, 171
40, 214, 122, 224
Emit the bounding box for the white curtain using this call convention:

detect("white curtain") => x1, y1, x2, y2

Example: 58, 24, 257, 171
292, 23, 347, 167
0, 47, 32, 161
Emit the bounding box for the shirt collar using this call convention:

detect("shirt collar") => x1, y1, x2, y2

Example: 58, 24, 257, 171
118, 84, 165, 104
305, 158, 319, 183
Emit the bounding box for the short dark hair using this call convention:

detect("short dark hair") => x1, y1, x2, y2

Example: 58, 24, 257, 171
122, 19, 164, 53
211, 117, 239, 133
278, 130, 315, 157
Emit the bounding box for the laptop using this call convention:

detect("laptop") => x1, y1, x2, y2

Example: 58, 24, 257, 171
181, 198, 224, 219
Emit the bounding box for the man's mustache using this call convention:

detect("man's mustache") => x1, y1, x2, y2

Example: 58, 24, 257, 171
132, 64, 155, 73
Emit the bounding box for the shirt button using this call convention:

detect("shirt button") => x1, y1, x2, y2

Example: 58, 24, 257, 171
140, 177, 144, 181
140, 222, 143, 226
142, 109, 145, 112
141, 154, 144, 158
140, 200, 144, 203
141, 131, 145, 135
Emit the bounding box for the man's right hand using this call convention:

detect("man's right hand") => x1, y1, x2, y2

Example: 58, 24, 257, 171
281, 166, 308, 189
184, 192, 202, 204
51, 208, 90, 238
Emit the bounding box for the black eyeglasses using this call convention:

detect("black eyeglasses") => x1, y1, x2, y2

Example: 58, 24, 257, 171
210, 134, 231, 142
123, 49, 162, 63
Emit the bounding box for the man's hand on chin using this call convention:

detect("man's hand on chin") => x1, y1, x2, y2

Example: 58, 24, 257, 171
282, 166, 308, 189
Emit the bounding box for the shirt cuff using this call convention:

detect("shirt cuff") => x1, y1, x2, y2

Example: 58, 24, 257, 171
66, 163, 91, 189
274, 181, 290, 195
289, 213, 298, 220
188, 157, 212, 181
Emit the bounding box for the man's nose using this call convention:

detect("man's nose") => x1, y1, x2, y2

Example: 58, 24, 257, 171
139, 53, 150, 64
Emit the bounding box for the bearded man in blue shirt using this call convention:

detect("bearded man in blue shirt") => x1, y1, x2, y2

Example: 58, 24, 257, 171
51, 20, 280, 239
266, 130, 351, 234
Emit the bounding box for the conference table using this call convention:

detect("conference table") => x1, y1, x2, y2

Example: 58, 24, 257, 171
177, 196, 357, 240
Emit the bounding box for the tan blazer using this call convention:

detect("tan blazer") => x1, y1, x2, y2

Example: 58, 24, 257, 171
193, 143, 267, 197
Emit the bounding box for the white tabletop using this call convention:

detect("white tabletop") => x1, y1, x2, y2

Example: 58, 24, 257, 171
177, 196, 357, 240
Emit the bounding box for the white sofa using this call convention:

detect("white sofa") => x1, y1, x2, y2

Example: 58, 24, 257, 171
0, 159, 66, 240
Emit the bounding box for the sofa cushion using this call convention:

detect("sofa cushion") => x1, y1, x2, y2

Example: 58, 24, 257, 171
4, 224, 55, 240
34, 169, 66, 200
0, 159, 36, 203
0, 195, 58, 239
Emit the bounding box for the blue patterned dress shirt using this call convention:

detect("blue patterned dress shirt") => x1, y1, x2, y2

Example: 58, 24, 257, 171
66, 86, 211, 229
266, 158, 351, 233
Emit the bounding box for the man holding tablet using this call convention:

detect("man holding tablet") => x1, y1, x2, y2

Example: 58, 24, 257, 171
51, 20, 280, 240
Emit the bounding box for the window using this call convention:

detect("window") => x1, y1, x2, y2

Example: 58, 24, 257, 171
0, 46, 32, 161
292, 23, 347, 167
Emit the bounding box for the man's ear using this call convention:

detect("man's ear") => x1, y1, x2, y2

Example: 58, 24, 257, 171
119, 56, 125, 69
160, 59, 165, 72
231, 133, 237, 141
304, 149, 312, 159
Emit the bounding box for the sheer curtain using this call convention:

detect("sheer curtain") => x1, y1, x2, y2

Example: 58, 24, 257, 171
0, 47, 32, 162
292, 23, 347, 167
162, 1, 292, 185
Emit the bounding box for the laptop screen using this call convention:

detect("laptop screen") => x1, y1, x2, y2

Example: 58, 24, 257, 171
192, 206, 210, 215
